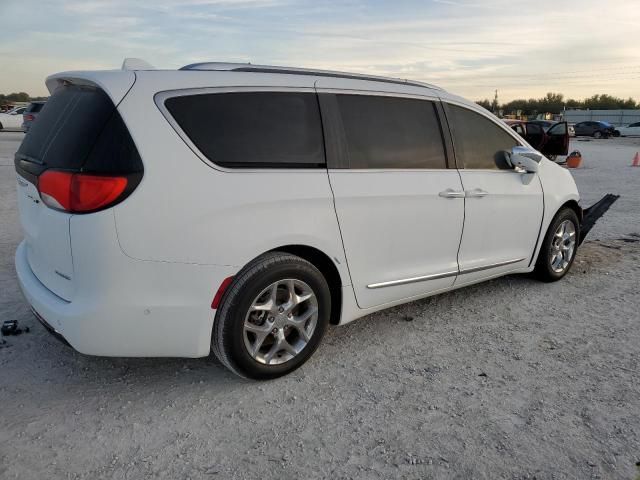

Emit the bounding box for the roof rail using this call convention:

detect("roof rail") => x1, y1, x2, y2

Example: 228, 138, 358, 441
179, 62, 441, 91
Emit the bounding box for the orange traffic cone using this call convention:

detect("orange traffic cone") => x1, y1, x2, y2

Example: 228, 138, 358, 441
632, 152, 640, 167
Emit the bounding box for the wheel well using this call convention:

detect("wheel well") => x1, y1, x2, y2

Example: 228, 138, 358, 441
560, 200, 583, 223
269, 245, 343, 325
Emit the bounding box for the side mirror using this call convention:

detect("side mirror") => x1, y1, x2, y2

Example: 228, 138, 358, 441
510, 146, 542, 173
511, 154, 539, 173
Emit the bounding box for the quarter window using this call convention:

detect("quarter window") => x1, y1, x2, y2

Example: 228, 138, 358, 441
333, 94, 447, 169
165, 92, 325, 168
445, 104, 519, 169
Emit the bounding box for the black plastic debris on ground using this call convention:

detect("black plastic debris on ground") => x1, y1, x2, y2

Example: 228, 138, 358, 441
580, 194, 620, 245
1, 320, 29, 336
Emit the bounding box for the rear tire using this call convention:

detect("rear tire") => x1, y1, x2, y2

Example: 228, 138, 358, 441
593, 131, 602, 139
212, 252, 331, 379
534, 208, 580, 282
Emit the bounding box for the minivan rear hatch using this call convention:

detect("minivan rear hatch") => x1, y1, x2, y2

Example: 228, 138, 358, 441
15, 76, 142, 301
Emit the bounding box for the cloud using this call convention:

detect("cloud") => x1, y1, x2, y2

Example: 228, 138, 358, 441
0, 0, 638, 100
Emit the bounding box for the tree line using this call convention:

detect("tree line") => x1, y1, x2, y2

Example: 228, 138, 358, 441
0, 92, 48, 105
477, 92, 639, 116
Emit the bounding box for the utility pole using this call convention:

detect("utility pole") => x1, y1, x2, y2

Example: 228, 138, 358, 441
491, 89, 499, 114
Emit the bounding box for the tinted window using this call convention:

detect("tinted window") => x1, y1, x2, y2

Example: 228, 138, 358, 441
15, 85, 142, 178
446, 104, 519, 169
334, 94, 446, 169
165, 92, 325, 168
27, 103, 45, 113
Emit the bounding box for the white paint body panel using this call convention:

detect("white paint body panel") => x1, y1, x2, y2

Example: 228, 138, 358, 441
455, 170, 543, 285
617, 124, 640, 136
14, 67, 581, 359
329, 169, 464, 309
16, 175, 75, 300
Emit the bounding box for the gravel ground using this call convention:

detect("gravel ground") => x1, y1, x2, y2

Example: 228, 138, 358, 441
1, 130, 639, 479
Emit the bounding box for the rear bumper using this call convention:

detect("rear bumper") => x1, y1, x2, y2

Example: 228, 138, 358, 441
15, 240, 235, 358
31, 307, 71, 348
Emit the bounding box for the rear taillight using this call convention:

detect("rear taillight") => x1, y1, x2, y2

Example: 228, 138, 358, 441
24, 114, 35, 121
38, 170, 128, 213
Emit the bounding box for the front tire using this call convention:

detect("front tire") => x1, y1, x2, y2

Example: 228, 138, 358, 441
212, 252, 331, 379
534, 208, 580, 282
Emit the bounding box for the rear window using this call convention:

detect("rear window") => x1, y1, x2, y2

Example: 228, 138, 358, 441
15, 85, 142, 176
26, 103, 45, 113
164, 92, 325, 168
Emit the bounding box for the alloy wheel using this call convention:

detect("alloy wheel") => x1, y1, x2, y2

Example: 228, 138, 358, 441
243, 279, 318, 365
549, 220, 576, 273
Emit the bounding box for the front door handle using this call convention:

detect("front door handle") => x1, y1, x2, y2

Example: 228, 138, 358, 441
439, 188, 466, 199
466, 188, 489, 198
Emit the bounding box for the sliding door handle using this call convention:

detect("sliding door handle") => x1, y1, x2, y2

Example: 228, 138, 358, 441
466, 188, 489, 198
439, 188, 466, 198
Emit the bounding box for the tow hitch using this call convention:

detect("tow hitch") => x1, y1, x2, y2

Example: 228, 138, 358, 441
579, 194, 620, 245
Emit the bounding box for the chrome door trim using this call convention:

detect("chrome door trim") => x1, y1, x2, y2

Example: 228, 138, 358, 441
458, 257, 526, 275
367, 270, 458, 289
366, 257, 526, 289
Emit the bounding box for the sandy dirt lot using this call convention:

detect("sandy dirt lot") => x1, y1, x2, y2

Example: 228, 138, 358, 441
1, 130, 639, 479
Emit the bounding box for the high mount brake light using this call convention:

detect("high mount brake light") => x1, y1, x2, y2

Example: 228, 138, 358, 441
38, 170, 128, 213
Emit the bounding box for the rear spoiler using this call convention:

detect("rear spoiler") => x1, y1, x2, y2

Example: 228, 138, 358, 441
579, 194, 620, 245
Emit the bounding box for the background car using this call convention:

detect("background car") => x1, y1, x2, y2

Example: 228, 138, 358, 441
0, 105, 27, 130
21, 101, 46, 132
616, 121, 640, 137
573, 120, 616, 138
503, 119, 569, 161
530, 119, 575, 137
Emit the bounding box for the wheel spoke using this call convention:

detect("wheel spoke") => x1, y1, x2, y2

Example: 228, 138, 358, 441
244, 322, 272, 356
251, 300, 273, 312
280, 338, 298, 356
289, 306, 317, 326
263, 339, 281, 363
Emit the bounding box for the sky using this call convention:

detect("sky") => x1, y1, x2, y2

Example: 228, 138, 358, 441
0, 0, 639, 102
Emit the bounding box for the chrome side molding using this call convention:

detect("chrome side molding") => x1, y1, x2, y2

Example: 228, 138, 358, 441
458, 257, 526, 275
366, 257, 526, 289
367, 270, 458, 289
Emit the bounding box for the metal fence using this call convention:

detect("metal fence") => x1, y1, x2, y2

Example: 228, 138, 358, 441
562, 109, 640, 126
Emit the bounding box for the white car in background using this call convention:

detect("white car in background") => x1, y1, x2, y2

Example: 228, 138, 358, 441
616, 122, 640, 137
14, 59, 614, 380
0, 106, 27, 130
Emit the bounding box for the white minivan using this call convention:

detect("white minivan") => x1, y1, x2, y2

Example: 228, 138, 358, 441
15, 60, 584, 379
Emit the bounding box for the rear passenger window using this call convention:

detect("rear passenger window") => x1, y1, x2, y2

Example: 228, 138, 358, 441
446, 104, 519, 169
165, 92, 325, 168
334, 94, 447, 169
